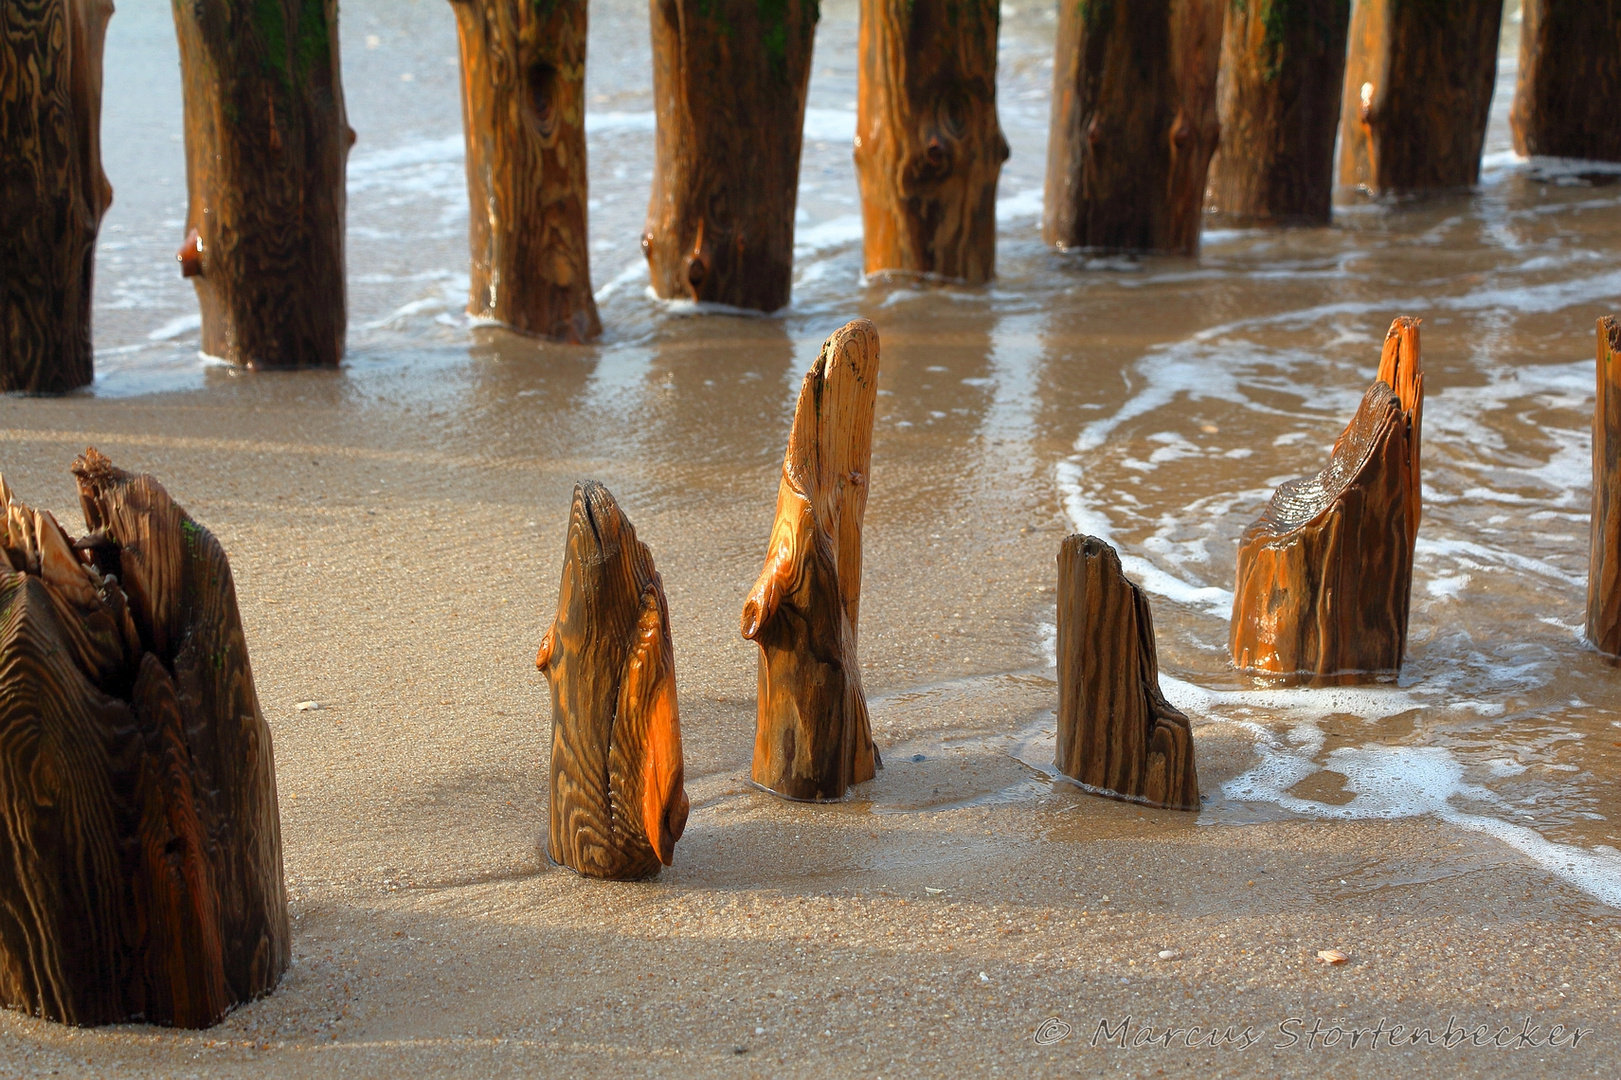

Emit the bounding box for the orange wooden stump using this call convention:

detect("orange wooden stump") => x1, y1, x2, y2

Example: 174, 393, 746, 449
1587, 317, 1621, 654
1511, 0, 1621, 164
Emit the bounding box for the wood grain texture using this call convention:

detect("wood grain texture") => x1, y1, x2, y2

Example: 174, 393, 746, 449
0, 450, 287, 1027
0, 0, 114, 393
1206, 0, 1350, 225
1056, 535, 1199, 812
536, 482, 687, 879
854, 0, 1008, 283
451, 0, 600, 341
1043, 0, 1223, 255
1587, 317, 1621, 654
1338, 0, 1502, 195
1230, 317, 1424, 685
644, 0, 817, 311
171, 0, 351, 367
1511, 0, 1621, 163
742, 320, 880, 800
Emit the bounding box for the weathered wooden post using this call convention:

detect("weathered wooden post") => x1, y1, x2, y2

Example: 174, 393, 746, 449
537, 482, 687, 878
854, 0, 1008, 283
1338, 0, 1503, 194
451, 0, 600, 342
0, 450, 288, 1027
743, 319, 881, 800
644, 0, 818, 311
1, 0, 113, 393
1043, 0, 1223, 255
1206, 0, 1351, 225
1231, 318, 1423, 684
1511, 0, 1621, 163
1587, 317, 1621, 654
171, 0, 351, 367
1056, 535, 1200, 811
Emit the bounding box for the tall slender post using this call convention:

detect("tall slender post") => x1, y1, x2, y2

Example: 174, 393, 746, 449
1511, 0, 1621, 163
1588, 318, 1621, 654
1, 0, 113, 393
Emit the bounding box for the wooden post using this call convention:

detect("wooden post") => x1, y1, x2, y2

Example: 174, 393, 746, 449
1230, 318, 1423, 684
854, 0, 1008, 283
1587, 317, 1621, 654
1056, 535, 1200, 811
1338, 0, 1503, 195
536, 482, 687, 879
451, 0, 600, 342
644, 0, 818, 311
0, 450, 288, 1027
742, 319, 881, 800
1206, 0, 1351, 225
171, 0, 351, 368
0, 0, 113, 393
1043, 0, 1224, 255
1511, 0, 1621, 163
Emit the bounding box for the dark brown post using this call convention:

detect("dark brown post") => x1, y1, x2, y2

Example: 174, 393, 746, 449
1338, 0, 1503, 195
1, 0, 113, 393
644, 0, 818, 311
1511, 0, 1621, 163
451, 0, 600, 342
1056, 535, 1200, 811
854, 0, 1008, 283
1206, 0, 1351, 225
1043, 0, 1223, 255
1587, 318, 1621, 654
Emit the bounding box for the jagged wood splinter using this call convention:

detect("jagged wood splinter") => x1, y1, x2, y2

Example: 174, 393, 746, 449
1587, 317, 1621, 654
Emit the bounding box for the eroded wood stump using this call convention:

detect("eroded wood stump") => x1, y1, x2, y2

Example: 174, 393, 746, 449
1587, 317, 1621, 654
644, 0, 817, 311
1, 0, 114, 393
1043, 0, 1224, 255
1056, 535, 1199, 811
537, 482, 687, 879
171, 0, 351, 367
1230, 317, 1424, 684
1338, 0, 1503, 195
0, 449, 288, 1027
1206, 0, 1351, 225
1511, 0, 1621, 163
742, 319, 880, 800
451, 0, 600, 342
854, 0, 1008, 283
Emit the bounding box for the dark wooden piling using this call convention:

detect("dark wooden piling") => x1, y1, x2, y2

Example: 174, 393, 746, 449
1587, 317, 1621, 654
1511, 0, 1621, 164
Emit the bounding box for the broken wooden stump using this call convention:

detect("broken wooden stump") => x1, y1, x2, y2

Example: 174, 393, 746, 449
1587, 317, 1621, 655
171, 0, 351, 367
644, 0, 817, 311
1511, 0, 1621, 164
1230, 317, 1424, 684
1206, 0, 1351, 225
1056, 535, 1200, 812
1043, 0, 1224, 255
742, 319, 880, 800
451, 0, 600, 341
1, 0, 114, 393
536, 482, 687, 879
854, 0, 1008, 283
0, 449, 288, 1027
1338, 0, 1503, 195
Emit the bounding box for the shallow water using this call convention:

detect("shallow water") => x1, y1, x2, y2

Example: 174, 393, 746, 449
74, 0, 1621, 912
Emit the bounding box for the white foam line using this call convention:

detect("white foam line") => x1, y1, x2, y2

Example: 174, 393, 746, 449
147, 313, 202, 341
593, 260, 647, 303
1416, 536, 1584, 588
1440, 809, 1621, 909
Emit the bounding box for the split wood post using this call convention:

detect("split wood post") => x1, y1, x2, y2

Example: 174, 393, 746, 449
1230, 317, 1423, 684
1043, 0, 1224, 255
1206, 0, 1351, 225
0, 450, 288, 1027
1587, 317, 1621, 654
644, 0, 818, 311
451, 0, 600, 341
537, 482, 687, 878
1056, 535, 1200, 811
0, 0, 114, 393
742, 319, 881, 800
1337, 0, 1503, 195
854, 0, 1008, 283
1511, 0, 1621, 163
